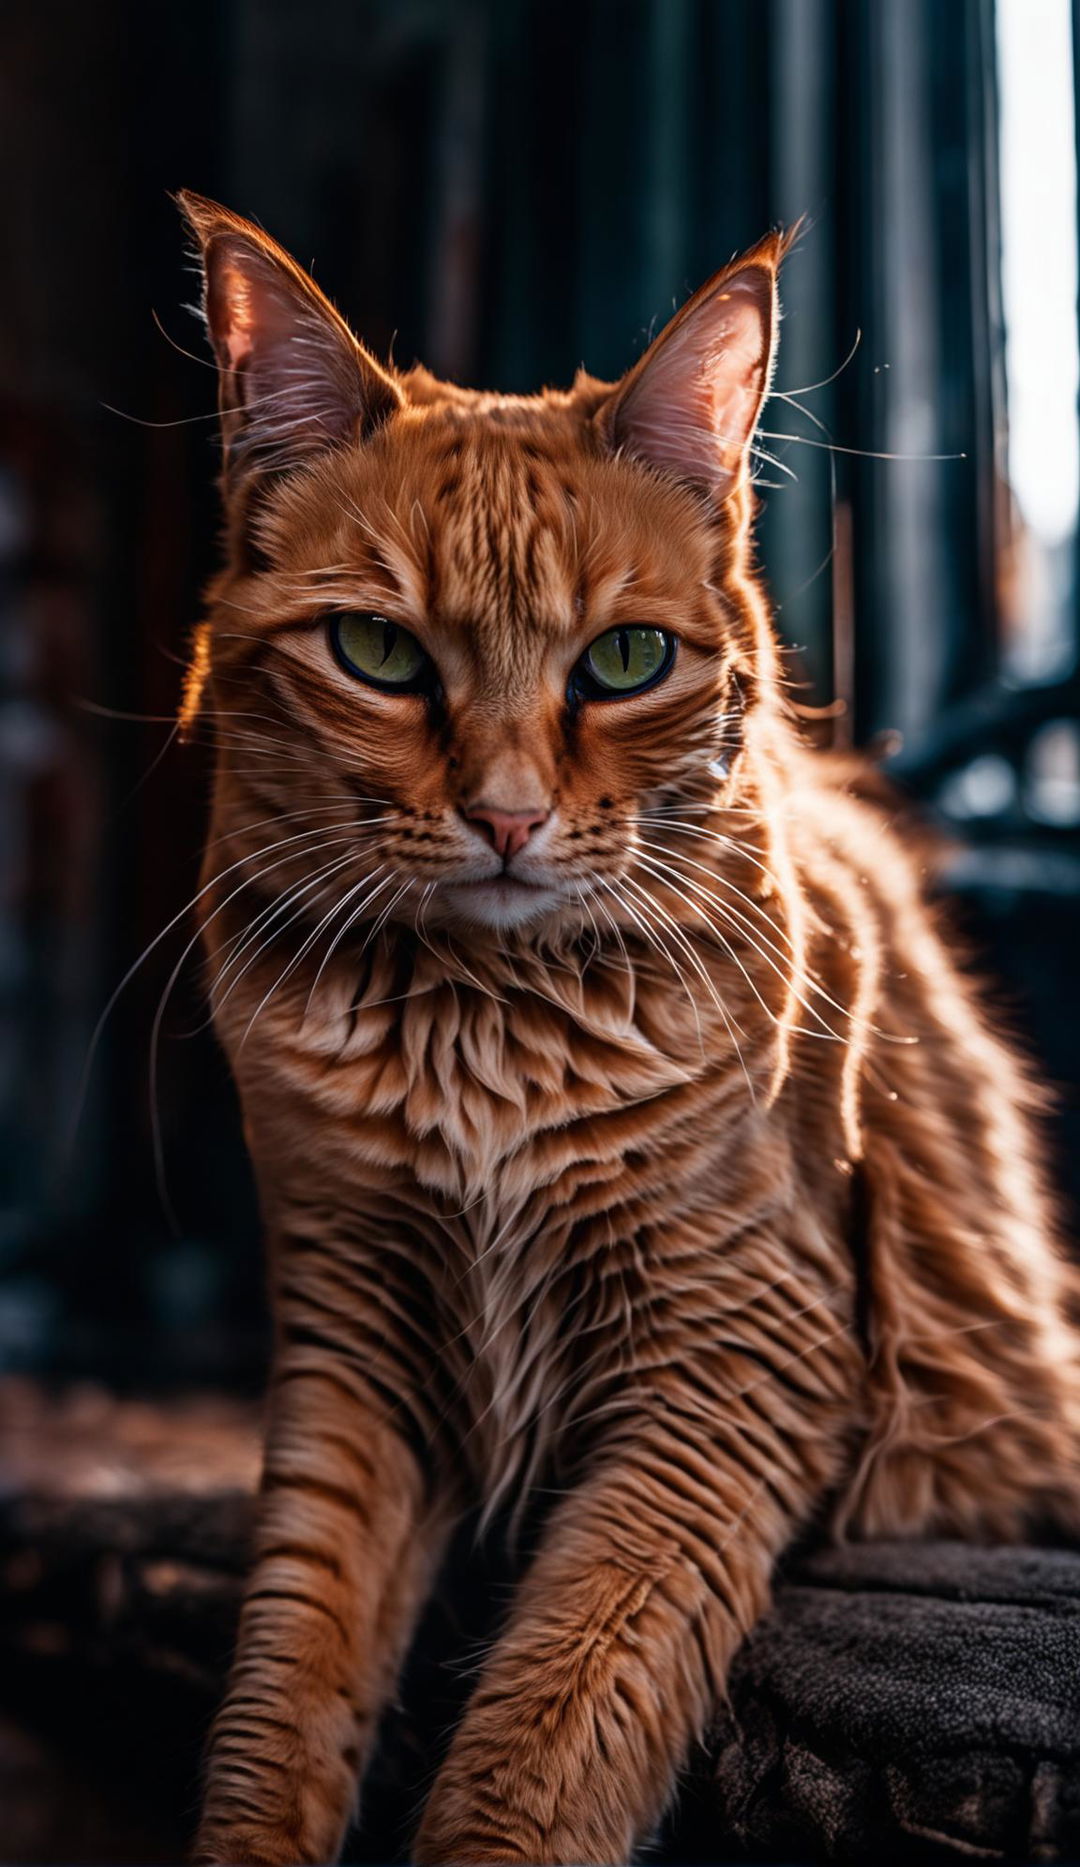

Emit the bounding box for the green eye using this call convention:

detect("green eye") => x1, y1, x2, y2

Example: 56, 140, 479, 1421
578, 626, 675, 697
330, 613, 430, 691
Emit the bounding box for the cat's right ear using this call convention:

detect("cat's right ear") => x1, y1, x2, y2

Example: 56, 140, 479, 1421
596, 228, 799, 504
176, 192, 402, 496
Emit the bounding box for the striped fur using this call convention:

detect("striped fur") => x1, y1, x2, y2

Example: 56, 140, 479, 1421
176, 196, 1080, 1865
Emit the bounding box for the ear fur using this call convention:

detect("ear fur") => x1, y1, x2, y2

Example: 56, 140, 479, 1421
600, 228, 797, 501
176, 191, 402, 491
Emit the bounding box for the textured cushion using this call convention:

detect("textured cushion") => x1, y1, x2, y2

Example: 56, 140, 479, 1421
706, 1542, 1080, 1862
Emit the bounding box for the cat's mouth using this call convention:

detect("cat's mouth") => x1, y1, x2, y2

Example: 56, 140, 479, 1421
437, 871, 571, 930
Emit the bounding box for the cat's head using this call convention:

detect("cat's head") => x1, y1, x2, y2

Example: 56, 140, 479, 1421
181, 194, 791, 937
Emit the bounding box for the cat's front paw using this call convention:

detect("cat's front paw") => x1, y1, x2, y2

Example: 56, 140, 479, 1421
413, 1778, 584, 1866
193, 1820, 313, 1866
412, 1824, 532, 1865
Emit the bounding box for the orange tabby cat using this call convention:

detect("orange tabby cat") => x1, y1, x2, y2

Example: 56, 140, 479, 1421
177, 193, 1080, 1866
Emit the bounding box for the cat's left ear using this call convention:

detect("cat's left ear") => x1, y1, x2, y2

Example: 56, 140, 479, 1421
176, 191, 402, 493
598, 229, 795, 501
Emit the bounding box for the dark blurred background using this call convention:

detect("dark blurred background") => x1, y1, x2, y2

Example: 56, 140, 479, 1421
2, 0, 1079, 1396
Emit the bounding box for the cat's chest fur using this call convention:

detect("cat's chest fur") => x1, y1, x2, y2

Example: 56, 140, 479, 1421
221, 931, 790, 1502
229, 933, 727, 1204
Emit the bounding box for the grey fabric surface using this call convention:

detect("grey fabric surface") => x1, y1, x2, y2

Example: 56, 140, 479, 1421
710, 1542, 1080, 1862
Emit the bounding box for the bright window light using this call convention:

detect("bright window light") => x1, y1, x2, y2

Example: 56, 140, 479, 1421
996, 0, 1080, 679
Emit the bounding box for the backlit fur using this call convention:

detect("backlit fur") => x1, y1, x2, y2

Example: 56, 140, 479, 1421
177, 195, 1080, 1866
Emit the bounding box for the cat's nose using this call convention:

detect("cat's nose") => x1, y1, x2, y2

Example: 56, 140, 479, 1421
464, 803, 550, 861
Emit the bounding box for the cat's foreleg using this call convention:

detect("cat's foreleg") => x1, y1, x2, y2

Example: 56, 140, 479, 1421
195, 1360, 447, 1866
414, 1394, 843, 1865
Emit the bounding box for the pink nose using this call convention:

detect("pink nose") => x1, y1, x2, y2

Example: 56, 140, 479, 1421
465, 803, 550, 861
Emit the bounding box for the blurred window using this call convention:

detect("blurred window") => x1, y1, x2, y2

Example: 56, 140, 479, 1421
996, 0, 1080, 684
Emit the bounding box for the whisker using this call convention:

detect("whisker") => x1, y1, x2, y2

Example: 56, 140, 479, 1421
203, 804, 401, 854
771, 326, 863, 400
238, 868, 399, 1048
758, 425, 965, 464
635, 834, 911, 1046
619, 871, 758, 1099
615, 873, 709, 1056
212, 840, 396, 1016
70, 817, 377, 1155
303, 863, 402, 1010
146, 829, 374, 1210
633, 850, 837, 1046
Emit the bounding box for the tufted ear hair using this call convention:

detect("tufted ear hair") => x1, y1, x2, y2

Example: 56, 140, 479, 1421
176, 191, 402, 494
598, 229, 795, 502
